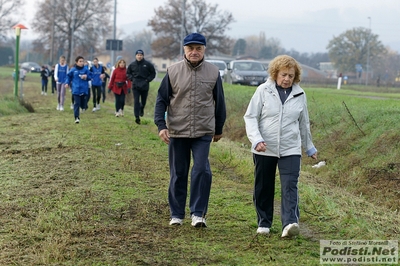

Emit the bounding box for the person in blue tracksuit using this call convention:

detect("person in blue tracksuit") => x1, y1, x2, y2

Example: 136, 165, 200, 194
82, 60, 91, 111
89, 58, 105, 112
54, 55, 69, 111
64, 56, 93, 124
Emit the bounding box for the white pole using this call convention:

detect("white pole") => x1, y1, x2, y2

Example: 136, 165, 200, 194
337, 77, 342, 90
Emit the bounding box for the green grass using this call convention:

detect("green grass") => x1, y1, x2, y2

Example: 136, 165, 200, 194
0, 67, 399, 265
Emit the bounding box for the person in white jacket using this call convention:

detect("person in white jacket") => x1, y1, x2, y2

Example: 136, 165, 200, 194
244, 55, 318, 238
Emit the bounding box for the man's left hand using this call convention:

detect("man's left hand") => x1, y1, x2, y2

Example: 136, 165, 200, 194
213, 134, 222, 142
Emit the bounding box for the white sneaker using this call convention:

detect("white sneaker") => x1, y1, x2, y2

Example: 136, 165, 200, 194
92, 107, 97, 112
115, 111, 120, 117
281, 223, 299, 238
169, 218, 183, 226
75, 118, 80, 124
41, 91, 44, 95
118, 109, 123, 117
56, 104, 60, 110
70, 104, 74, 109
44, 92, 47, 96
256, 227, 270, 235
60, 106, 64, 111
191, 215, 207, 227
96, 104, 100, 110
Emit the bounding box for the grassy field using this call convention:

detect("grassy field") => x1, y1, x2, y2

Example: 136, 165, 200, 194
0, 66, 399, 265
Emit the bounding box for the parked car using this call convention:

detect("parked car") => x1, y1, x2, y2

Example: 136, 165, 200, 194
20, 62, 41, 73
226, 60, 268, 86
206, 60, 227, 81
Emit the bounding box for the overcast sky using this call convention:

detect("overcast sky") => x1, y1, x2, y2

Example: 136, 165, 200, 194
19, 0, 400, 54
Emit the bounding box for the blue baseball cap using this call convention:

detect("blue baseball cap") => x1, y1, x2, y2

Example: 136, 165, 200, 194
183, 33, 206, 46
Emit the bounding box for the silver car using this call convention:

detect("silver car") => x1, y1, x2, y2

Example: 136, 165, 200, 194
206, 60, 227, 81
20, 62, 41, 73
226, 60, 268, 86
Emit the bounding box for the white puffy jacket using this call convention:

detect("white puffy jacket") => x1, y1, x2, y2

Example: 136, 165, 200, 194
244, 78, 317, 157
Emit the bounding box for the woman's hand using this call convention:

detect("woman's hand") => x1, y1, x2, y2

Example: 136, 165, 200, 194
255, 141, 267, 152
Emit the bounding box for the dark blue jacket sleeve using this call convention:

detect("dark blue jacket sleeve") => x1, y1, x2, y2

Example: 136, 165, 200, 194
213, 73, 226, 135
154, 73, 172, 132
86, 69, 93, 79
147, 62, 156, 82
64, 68, 73, 85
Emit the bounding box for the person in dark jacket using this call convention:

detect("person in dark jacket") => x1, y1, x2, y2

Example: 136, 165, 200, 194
101, 66, 110, 103
40, 65, 49, 95
50, 65, 56, 94
154, 33, 226, 228
64, 56, 93, 124
126, 49, 156, 124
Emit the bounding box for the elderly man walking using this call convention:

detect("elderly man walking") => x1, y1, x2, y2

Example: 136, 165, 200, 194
154, 33, 226, 228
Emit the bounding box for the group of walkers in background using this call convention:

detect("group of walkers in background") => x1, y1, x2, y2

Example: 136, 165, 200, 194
39, 50, 156, 124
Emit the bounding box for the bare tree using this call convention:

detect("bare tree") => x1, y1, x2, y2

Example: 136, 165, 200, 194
123, 29, 154, 63
148, 0, 235, 59
31, 0, 112, 65
0, 0, 24, 39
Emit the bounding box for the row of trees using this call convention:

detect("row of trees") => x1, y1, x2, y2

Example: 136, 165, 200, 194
148, 1, 399, 82
1, 0, 399, 83
31, 0, 112, 65
327, 27, 400, 83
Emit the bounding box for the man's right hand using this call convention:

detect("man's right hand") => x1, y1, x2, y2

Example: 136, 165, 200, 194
159, 129, 170, 145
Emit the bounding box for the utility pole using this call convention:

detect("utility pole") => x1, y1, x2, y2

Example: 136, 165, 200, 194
111, 0, 117, 66
69, 0, 77, 66
180, 0, 186, 59
50, 0, 56, 65
366, 17, 371, 86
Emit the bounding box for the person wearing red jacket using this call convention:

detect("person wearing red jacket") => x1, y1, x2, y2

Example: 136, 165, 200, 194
108, 58, 131, 117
